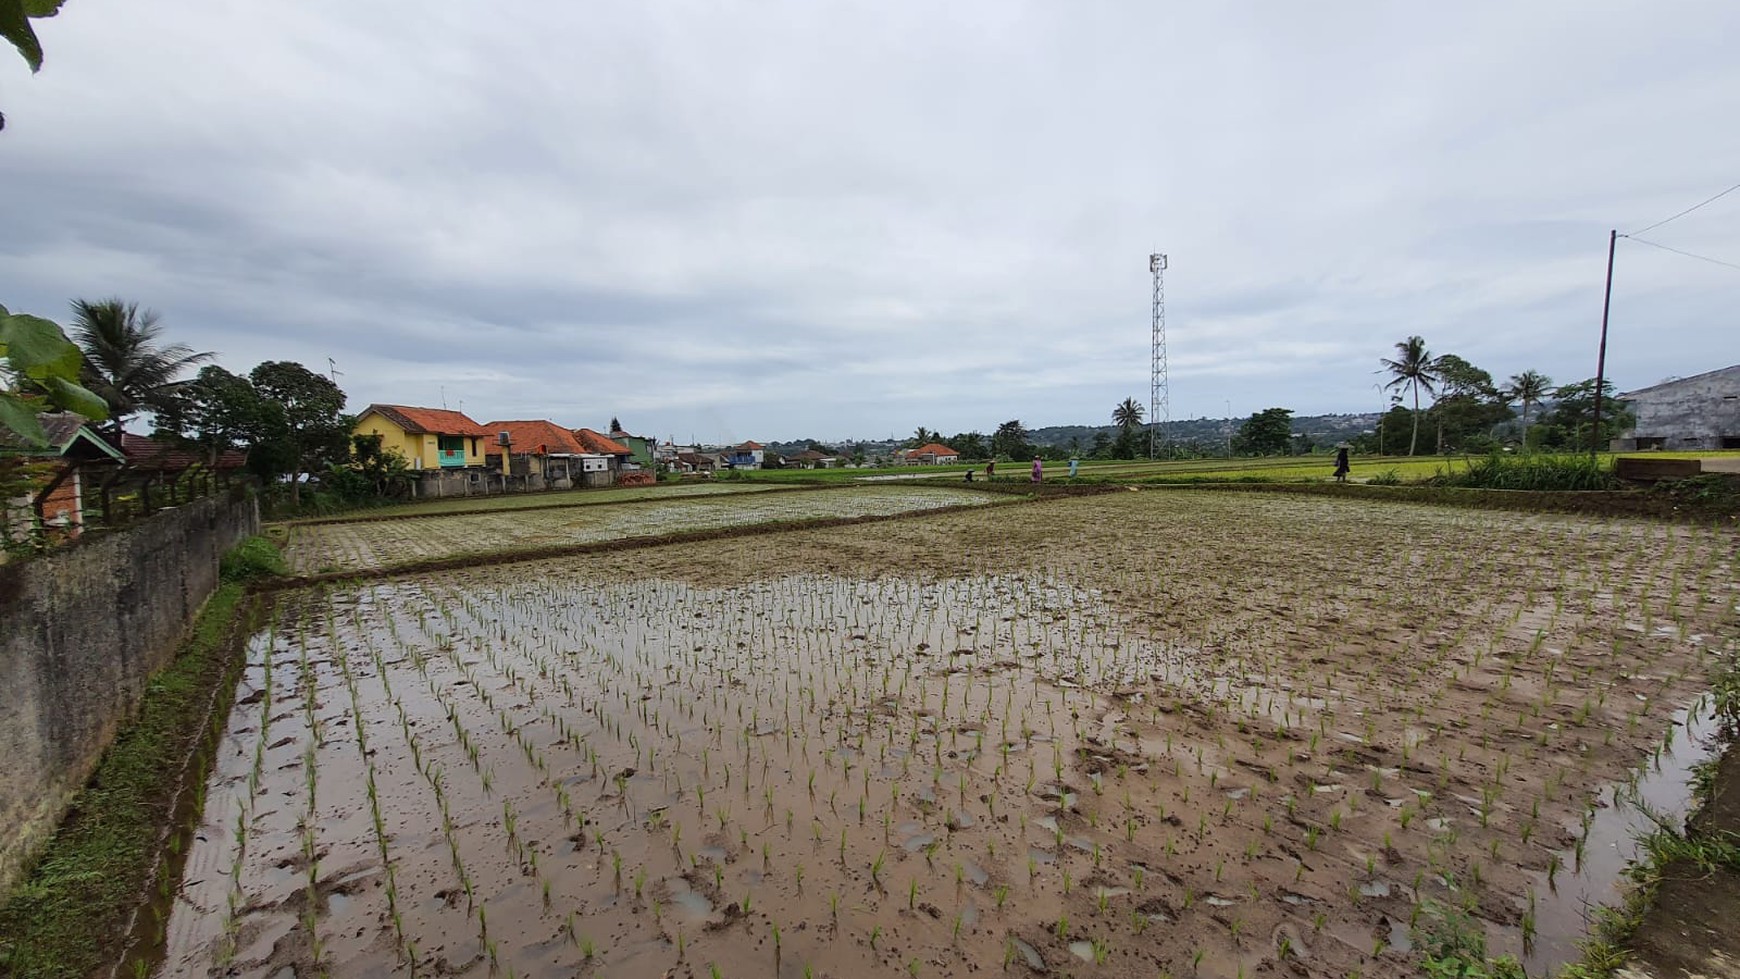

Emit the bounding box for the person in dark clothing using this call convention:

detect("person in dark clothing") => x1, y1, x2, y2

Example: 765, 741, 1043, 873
1333, 444, 1351, 482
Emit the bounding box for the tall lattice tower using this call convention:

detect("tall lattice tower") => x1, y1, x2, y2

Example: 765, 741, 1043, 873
1149, 253, 1169, 459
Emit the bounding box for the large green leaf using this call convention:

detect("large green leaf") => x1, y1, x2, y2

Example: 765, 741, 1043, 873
0, 390, 46, 445
0, 0, 43, 72
22, 0, 68, 17
41, 374, 108, 420
0, 312, 82, 379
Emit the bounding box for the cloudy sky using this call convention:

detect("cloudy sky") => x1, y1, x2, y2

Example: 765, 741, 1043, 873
3, 2, 1737, 443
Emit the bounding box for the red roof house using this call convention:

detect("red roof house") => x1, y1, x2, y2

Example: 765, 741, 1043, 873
572, 428, 633, 457
482, 420, 588, 459
904, 442, 961, 465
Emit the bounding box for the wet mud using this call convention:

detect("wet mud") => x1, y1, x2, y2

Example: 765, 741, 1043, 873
158, 492, 1738, 978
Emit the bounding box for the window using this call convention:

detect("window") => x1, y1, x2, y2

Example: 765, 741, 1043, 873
1635, 437, 1667, 450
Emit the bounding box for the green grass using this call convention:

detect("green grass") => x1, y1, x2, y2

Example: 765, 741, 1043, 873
0, 582, 255, 978
1425, 453, 1619, 491
1411, 901, 1526, 978
219, 535, 287, 581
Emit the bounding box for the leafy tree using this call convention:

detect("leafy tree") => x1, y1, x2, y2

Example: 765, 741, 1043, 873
1380, 336, 1439, 456
69, 298, 211, 435
250, 361, 347, 505
1111, 426, 1141, 460
910, 426, 937, 447
1502, 370, 1552, 449
1112, 397, 1145, 432
609, 415, 622, 433
949, 431, 987, 459
1428, 354, 1508, 454
1088, 430, 1111, 459
0, 302, 107, 444
1233, 408, 1294, 456
324, 434, 414, 501
1535, 379, 1634, 452
156, 365, 275, 465
990, 419, 1031, 460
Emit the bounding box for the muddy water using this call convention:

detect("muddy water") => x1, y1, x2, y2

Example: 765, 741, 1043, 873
161, 574, 1234, 978
156, 497, 1740, 979
1523, 698, 1725, 975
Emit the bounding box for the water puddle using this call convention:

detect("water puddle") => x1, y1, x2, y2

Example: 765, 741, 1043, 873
1010, 936, 1047, 971
1524, 698, 1724, 975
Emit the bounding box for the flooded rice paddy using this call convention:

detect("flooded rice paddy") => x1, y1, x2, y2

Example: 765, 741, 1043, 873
163, 492, 1737, 977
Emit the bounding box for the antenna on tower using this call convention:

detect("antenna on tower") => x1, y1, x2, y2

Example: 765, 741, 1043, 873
1148, 253, 1169, 459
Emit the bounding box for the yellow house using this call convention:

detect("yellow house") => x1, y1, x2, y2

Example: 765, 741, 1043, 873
353, 404, 491, 470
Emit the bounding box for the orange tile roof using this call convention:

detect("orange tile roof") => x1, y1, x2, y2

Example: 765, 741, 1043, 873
482, 420, 586, 456
909, 442, 959, 457
118, 433, 248, 470
573, 428, 632, 455
362, 404, 490, 437
738, 440, 764, 450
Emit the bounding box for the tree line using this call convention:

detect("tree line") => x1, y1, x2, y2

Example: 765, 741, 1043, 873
2, 297, 403, 510
1222, 338, 1633, 458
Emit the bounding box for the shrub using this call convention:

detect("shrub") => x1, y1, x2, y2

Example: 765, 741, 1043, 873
1367, 469, 1403, 486
1428, 452, 1618, 491
220, 535, 287, 582
1413, 901, 1526, 979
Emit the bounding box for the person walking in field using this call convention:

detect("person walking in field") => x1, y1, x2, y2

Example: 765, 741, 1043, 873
1031, 456, 1043, 484
1068, 457, 1080, 478
1333, 443, 1351, 482
984, 458, 995, 480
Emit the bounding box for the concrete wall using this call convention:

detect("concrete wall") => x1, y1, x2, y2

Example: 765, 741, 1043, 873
1619, 365, 1740, 450
0, 489, 259, 892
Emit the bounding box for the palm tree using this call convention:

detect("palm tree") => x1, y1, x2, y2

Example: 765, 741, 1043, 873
69, 299, 211, 435
911, 426, 935, 447
1503, 370, 1552, 450
1111, 397, 1145, 431
1379, 336, 1439, 456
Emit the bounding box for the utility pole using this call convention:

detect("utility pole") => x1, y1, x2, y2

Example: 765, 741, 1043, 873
1591, 229, 1617, 457
1224, 399, 1232, 456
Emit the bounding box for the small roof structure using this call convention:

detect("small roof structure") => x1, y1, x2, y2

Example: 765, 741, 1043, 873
735, 440, 765, 451
0, 412, 125, 462
482, 420, 587, 456
676, 450, 718, 469
573, 428, 633, 455
359, 404, 490, 437
118, 433, 248, 471
908, 442, 960, 459
1618, 363, 1740, 399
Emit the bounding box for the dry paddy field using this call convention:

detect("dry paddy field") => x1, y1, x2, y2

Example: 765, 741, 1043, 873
162, 491, 1737, 979
282, 485, 992, 575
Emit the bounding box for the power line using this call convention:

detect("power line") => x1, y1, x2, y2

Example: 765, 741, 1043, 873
1623, 234, 1740, 273
1628, 180, 1740, 236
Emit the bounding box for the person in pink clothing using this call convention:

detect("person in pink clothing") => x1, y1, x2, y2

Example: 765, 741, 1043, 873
1031, 456, 1043, 484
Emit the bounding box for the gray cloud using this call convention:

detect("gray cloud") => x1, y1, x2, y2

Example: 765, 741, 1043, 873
3, 1, 1737, 443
